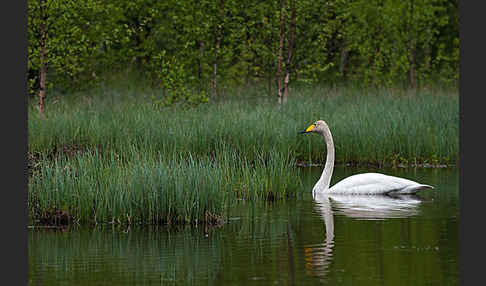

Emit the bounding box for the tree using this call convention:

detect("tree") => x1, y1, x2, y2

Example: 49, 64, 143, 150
28, 0, 122, 108
27, 0, 459, 101
282, 0, 296, 103
276, 0, 286, 104
38, 0, 47, 115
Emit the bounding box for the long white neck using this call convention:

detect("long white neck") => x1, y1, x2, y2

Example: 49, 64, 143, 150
313, 125, 335, 194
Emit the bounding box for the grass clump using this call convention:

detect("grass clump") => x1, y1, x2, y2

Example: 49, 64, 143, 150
28, 147, 301, 226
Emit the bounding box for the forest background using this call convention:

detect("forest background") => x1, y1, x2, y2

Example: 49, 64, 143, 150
28, 0, 458, 107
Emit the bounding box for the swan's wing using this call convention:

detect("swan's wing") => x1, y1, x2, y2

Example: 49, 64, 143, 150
389, 183, 434, 194
328, 173, 433, 195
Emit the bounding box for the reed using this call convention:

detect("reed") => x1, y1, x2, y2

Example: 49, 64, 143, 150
28, 146, 301, 225
28, 85, 458, 225
28, 85, 458, 166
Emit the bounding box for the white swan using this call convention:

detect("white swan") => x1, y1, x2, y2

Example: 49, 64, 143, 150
300, 120, 434, 197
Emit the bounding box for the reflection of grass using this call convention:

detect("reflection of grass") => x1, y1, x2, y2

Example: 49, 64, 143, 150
28, 226, 225, 285
28, 85, 458, 225
28, 200, 307, 285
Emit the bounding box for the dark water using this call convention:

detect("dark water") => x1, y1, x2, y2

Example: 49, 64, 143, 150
28, 167, 459, 285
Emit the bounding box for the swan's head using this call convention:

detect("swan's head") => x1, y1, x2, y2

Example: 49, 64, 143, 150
300, 120, 328, 134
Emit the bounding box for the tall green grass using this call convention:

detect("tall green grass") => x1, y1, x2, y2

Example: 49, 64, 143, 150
29, 85, 458, 165
29, 146, 301, 225
28, 85, 458, 225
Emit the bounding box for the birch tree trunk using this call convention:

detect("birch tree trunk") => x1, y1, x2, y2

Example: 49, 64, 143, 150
212, 58, 218, 97
409, 0, 415, 89
39, 0, 47, 116
276, 0, 286, 104
282, 0, 295, 104
212, 37, 219, 98
212, 0, 224, 98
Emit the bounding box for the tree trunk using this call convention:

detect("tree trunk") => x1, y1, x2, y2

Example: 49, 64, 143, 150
339, 43, 348, 80
212, 60, 218, 97
265, 7, 274, 97
244, 15, 251, 87
268, 73, 273, 97
409, 0, 415, 89
276, 0, 286, 104
282, 0, 296, 104
212, 0, 225, 98
212, 41, 219, 98
424, 35, 430, 72
372, 46, 379, 87
198, 40, 204, 83
409, 43, 415, 89
39, 0, 47, 116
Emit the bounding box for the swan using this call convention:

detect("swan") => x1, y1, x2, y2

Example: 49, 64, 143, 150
300, 120, 434, 197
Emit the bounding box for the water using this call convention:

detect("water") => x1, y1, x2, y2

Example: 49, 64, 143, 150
28, 166, 459, 285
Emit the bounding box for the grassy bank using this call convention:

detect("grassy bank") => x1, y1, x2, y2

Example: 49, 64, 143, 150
29, 148, 300, 225
28, 85, 458, 225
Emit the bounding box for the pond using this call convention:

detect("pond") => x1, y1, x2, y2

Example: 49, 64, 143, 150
28, 166, 459, 285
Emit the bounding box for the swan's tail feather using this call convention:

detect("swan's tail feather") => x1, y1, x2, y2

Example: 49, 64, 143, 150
390, 184, 434, 195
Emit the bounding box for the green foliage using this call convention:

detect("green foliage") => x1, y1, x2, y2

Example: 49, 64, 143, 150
28, 0, 458, 98
28, 0, 124, 94
151, 51, 209, 109
326, 0, 457, 87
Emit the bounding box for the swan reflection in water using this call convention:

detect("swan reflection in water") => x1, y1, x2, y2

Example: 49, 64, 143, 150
304, 194, 422, 279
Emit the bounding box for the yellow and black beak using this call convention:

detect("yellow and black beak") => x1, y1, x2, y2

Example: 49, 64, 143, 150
299, 124, 315, 134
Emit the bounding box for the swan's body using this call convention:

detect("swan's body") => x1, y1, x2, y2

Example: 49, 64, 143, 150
327, 172, 432, 195
301, 120, 433, 197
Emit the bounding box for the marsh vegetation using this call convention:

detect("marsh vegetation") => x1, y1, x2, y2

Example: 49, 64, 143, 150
28, 84, 458, 225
